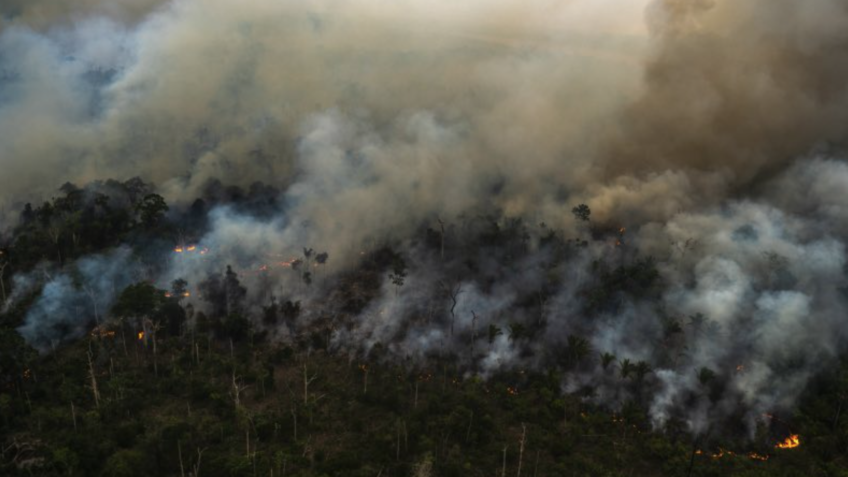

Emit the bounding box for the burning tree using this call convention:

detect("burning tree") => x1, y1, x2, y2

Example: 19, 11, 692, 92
112, 282, 167, 367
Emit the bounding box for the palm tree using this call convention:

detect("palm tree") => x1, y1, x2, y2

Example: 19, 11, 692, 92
619, 359, 633, 380
600, 352, 617, 371
566, 335, 591, 367
633, 361, 652, 381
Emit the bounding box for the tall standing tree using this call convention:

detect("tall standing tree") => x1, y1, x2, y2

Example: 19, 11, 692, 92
224, 265, 247, 316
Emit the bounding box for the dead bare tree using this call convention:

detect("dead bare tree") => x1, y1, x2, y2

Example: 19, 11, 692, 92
501, 446, 508, 477
83, 285, 100, 325
230, 373, 249, 411
436, 217, 446, 261
533, 450, 540, 477
439, 281, 463, 338
284, 381, 299, 441
190, 446, 207, 477
178, 440, 185, 477
141, 318, 162, 376
86, 351, 100, 409
516, 423, 527, 477
303, 363, 318, 405
46, 224, 62, 264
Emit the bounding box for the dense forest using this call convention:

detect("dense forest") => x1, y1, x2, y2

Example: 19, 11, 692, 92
2, 179, 848, 477
3, 0, 848, 474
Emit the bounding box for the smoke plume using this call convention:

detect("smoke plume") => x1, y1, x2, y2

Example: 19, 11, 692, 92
4, 0, 848, 435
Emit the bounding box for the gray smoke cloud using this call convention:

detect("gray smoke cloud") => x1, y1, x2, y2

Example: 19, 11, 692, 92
14, 246, 142, 351
4, 0, 848, 435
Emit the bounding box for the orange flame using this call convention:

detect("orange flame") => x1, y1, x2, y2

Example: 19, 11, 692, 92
697, 448, 770, 461
187, 245, 196, 251
137, 331, 145, 340
507, 386, 518, 395
775, 434, 800, 449
174, 247, 184, 253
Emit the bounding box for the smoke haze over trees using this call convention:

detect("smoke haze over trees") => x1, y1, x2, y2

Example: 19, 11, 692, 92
2, 1, 848, 471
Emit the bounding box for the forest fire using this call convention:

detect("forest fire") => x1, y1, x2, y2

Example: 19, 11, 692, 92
137, 331, 145, 340
695, 447, 772, 462
173, 245, 207, 254
90, 326, 115, 338
776, 435, 800, 449
164, 291, 191, 298
506, 386, 518, 395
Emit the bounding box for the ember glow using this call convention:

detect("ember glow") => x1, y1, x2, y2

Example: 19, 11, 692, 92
137, 331, 144, 341
696, 448, 771, 462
